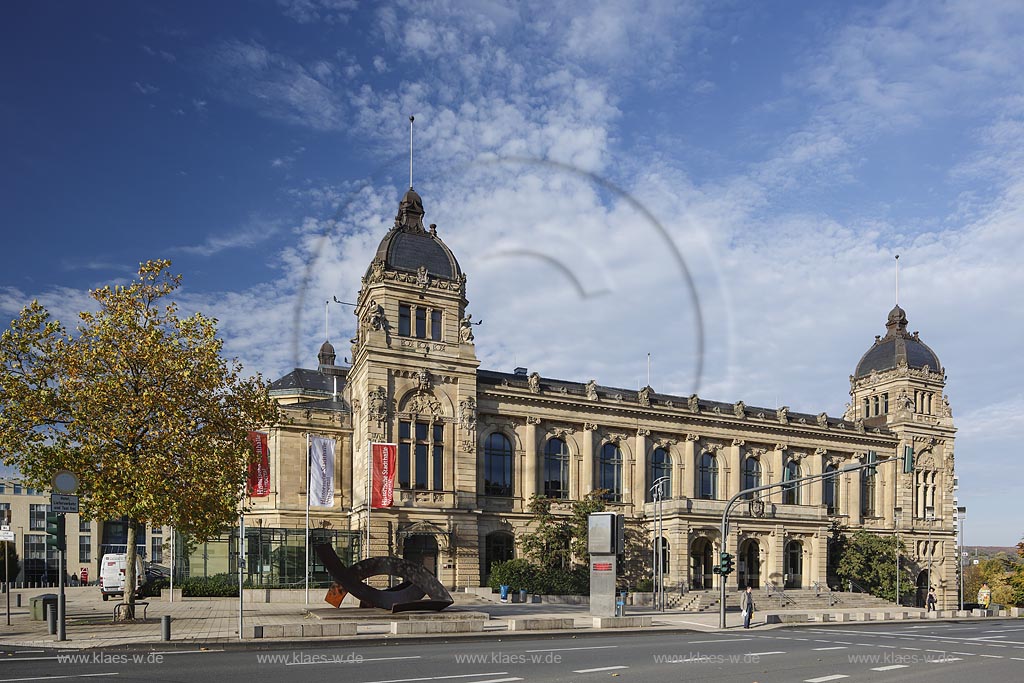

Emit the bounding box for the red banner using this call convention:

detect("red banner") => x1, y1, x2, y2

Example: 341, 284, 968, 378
247, 431, 270, 497
371, 443, 398, 508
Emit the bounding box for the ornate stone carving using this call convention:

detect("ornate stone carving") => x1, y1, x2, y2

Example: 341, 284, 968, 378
460, 314, 475, 342
550, 425, 576, 438
638, 385, 652, 407
368, 386, 388, 426
937, 394, 952, 417
733, 401, 746, 418
814, 447, 827, 457
459, 397, 477, 433
897, 389, 914, 411
365, 299, 386, 331
854, 419, 865, 433
416, 265, 429, 286
732, 438, 745, 447
685, 433, 700, 442
583, 422, 598, 431
417, 367, 432, 392
704, 441, 725, 452
585, 379, 598, 400
367, 258, 386, 283
459, 438, 475, 452
637, 428, 652, 437
606, 432, 630, 444
816, 412, 829, 427
777, 406, 789, 424
525, 416, 541, 425
774, 443, 788, 452
408, 392, 442, 419
528, 372, 541, 394
688, 394, 700, 412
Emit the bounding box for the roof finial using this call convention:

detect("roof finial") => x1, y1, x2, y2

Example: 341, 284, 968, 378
409, 115, 415, 190
895, 254, 900, 305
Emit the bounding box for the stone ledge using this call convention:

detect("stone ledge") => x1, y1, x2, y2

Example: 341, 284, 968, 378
507, 618, 575, 631
247, 622, 358, 639
390, 620, 485, 634
592, 616, 652, 629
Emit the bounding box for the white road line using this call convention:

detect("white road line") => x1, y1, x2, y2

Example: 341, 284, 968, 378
1, 657, 60, 662
871, 665, 908, 672
12, 651, 44, 654
811, 646, 847, 651
876, 645, 896, 649
0, 675, 118, 683
928, 658, 963, 663
689, 638, 753, 644
951, 652, 978, 656
1011, 657, 1024, 661
358, 674, 510, 683
286, 655, 421, 667
524, 646, 617, 653
572, 666, 628, 674
745, 651, 786, 656
979, 654, 1003, 658
161, 649, 225, 655
804, 676, 848, 683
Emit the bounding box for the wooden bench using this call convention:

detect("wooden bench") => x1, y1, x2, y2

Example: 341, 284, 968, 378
113, 601, 149, 621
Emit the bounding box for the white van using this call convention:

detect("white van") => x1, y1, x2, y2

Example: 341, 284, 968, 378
98, 554, 146, 601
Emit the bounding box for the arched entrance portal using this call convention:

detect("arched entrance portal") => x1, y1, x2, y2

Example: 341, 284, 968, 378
784, 540, 803, 589
739, 539, 760, 589
916, 570, 930, 608
403, 535, 439, 576
690, 537, 715, 590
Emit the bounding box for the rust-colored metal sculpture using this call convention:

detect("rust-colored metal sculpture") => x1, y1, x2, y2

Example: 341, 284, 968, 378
313, 543, 453, 612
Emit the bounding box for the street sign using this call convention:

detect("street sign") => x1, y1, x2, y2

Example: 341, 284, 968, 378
0, 530, 14, 542
50, 494, 79, 514
52, 470, 79, 494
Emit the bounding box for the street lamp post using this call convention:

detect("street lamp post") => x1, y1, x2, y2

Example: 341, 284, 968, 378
649, 476, 669, 612
894, 506, 902, 606
956, 506, 966, 611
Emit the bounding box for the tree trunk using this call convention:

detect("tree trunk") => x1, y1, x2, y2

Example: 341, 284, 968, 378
118, 519, 138, 621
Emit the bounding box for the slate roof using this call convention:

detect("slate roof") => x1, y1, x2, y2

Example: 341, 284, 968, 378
854, 305, 941, 377
370, 188, 462, 280
269, 367, 346, 394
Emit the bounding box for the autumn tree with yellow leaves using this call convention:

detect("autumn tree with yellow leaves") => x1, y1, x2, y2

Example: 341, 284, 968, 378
0, 261, 278, 618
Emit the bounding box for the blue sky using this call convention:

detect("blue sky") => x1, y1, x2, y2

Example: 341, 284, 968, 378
3, 0, 1023, 545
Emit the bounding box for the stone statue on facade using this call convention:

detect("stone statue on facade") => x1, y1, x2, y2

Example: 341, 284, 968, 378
638, 385, 652, 407
366, 299, 386, 331
777, 406, 789, 424
460, 314, 475, 342
688, 394, 699, 412
417, 367, 432, 392
528, 372, 541, 394
816, 412, 828, 427
585, 379, 598, 400
897, 389, 914, 411
733, 401, 745, 418
368, 386, 388, 425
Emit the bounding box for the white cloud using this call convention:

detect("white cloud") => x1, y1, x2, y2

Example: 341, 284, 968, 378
172, 218, 283, 257
277, 0, 356, 24
132, 81, 159, 95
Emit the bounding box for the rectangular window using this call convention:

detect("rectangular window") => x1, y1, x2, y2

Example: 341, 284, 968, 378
151, 537, 163, 564
430, 309, 442, 341
26, 534, 46, 560
399, 420, 442, 493
399, 304, 411, 336
79, 535, 92, 563
398, 443, 411, 489
415, 444, 428, 489
415, 307, 426, 338
0, 484, 5, 494
151, 525, 162, 535
29, 504, 47, 530
14, 484, 22, 495
79, 518, 91, 533
883, 393, 889, 413
432, 424, 444, 491
0, 502, 10, 525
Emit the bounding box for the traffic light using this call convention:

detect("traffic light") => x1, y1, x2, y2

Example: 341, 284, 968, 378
720, 552, 735, 576
45, 512, 65, 552
903, 445, 914, 474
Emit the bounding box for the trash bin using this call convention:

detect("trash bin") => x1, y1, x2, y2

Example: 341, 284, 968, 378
499, 585, 510, 602
30, 593, 58, 621
519, 589, 528, 604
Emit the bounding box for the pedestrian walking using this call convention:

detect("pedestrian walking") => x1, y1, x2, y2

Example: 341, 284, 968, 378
926, 587, 937, 612
741, 586, 755, 628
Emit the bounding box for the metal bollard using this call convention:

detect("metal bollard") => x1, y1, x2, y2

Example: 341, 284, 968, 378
16, 593, 22, 607
46, 604, 57, 635
161, 615, 171, 641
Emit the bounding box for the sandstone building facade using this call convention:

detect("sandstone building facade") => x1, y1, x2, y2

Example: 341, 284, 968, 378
251, 187, 959, 607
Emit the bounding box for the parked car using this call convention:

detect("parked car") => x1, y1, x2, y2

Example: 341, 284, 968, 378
98, 553, 146, 601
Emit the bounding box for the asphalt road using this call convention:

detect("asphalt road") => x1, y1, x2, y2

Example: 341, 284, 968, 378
3, 620, 1024, 682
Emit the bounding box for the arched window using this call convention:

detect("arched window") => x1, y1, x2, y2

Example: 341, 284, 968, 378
742, 457, 761, 499
484, 432, 513, 497
483, 531, 514, 581
598, 442, 622, 502
648, 447, 672, 501
699, 452, 718, 500
782, 460, 801, 505
543, 438, 570, 499
823, 464, 840, 514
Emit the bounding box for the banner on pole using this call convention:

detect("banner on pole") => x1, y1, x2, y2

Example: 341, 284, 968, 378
308, 436, 336, 507
247, 431, 270, 497
370, 443, 398, 508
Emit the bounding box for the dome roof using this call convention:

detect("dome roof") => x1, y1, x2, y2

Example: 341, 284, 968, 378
854, 305, 941, 377
368, 188, 462, 281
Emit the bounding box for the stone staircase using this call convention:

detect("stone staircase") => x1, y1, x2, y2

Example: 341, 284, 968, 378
679, 589, 897, 612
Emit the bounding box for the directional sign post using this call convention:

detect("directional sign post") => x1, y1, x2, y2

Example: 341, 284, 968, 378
50, 494, 80, 514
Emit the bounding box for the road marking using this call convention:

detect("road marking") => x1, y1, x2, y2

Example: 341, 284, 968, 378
12, 651, 44, 654
524, 646, 617, 653
951, 652, 977, 656
812, 646, 847, 651
834, 641, 853, 645
0, 675, 118, 682
161, 649, 225, 655
871, 665, 908, 672
876, 645, 896, 649
979, 654, 1003, 658
358, 675, 510, 683
928, 658, 963, 663
572, 666, 628, 674
1011, 657, 1024, 661
689, 639, 753, 644
804, 676, 848, 682
745, 651, 786, 656
0, 657, 60, 662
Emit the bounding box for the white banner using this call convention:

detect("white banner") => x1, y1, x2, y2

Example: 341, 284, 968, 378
308, 435, 336, 507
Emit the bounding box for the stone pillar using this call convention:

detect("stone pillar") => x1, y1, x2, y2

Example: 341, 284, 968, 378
848, 459, 863, 525
769, 445, 786, 504
727, 441, 742, 500
581, 424, 596, 497
523, 418, 539, 505
681, 436, 697, 499
633, 431, 648, 507
808, 450, 824, 507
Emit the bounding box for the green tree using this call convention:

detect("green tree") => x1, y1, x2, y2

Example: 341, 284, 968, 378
519, 491, 609, 570
0, 261, 278, 619
835, 529, 908, 602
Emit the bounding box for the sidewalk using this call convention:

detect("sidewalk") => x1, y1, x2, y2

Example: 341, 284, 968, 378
0, 586, 1015, 650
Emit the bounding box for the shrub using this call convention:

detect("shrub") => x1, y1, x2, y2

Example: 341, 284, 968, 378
488, 560, 589, 595
180, 573, 239, 597
488, 559, 535, 592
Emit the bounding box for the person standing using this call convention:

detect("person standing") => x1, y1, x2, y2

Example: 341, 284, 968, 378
926, 587, 937, 612
741, 586, 755, 628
